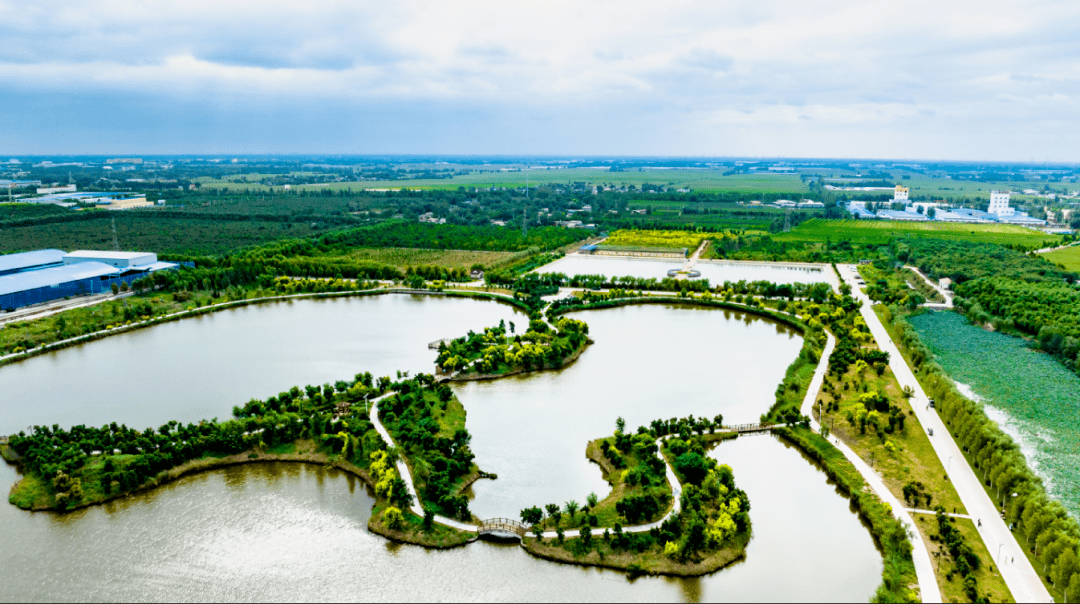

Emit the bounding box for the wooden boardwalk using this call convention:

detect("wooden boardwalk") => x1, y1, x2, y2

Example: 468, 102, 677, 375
725, 422, 780, 434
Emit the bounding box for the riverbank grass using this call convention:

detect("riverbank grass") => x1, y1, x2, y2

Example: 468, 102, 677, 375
911, 513, 1015, 603
521, 531, 748, 578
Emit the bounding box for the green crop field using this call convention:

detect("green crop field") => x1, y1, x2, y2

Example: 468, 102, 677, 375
344, 248, 518, 270
1040, 245, 1080, 271
775, 219, 1061, 247
198, 169, 810, 195
603, 229, 713, 250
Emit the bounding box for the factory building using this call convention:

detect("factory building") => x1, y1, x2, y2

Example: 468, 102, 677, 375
0, 249, 178, 312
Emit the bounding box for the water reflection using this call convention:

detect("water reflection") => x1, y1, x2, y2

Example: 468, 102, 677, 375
0, 296, 880, 601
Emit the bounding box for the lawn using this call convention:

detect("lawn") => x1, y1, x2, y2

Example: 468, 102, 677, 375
776, 219, 1061, 247
1040, 245, 1080, 271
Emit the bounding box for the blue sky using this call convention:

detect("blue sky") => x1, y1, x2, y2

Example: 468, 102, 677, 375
2, 0, 1078, 160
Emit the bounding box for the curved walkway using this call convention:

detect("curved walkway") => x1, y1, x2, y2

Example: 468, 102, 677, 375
368, 393, 688, 538
799, 332, 942, 603
838, 263, 1051, 603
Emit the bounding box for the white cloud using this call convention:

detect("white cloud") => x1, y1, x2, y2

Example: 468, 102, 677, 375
2, 0, 1079, 158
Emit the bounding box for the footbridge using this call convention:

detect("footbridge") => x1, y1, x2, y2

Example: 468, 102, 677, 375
477, 517, 527, 539
725, 422, 780, 434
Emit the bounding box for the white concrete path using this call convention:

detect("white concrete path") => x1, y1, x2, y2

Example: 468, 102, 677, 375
800, 332, 943, 604
839, 264, 1051, 603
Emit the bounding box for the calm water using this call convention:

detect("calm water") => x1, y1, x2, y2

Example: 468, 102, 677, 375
693, 261, 828, 286
537, 255, 684, 280
0, 294, 881, 602
536, 256, 827, 286
462, 303, 804, 517
0, 294, 521, 431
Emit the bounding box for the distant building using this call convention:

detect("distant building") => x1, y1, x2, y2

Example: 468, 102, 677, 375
0, 249, 177, 311
36, 184, 77, 195
106, 158, 143, 164
988, 191, 1014, 216
894, 186, 910, 202
0, 180, 42, 189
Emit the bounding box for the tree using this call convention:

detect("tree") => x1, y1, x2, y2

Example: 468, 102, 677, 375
545, 503, 560, 524
564, 500, 579, 521
616, 417, 626, 433
520, 506, 543, 526
383, 506, 405, 530
587, 492, 599, 508
111, 283, 119, 295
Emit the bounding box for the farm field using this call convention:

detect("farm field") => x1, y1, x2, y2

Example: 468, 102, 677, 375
909, 311, 1080, 518
602, 229, 713, 250
1040, 245, 1080, 271
345, 248, 518, 270
0, 215, 342, 256
198, 169, 810, 195
775, 219, 1061, 247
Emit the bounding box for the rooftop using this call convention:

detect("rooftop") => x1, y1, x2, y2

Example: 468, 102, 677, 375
65, 250, 154, 261
0, 262, 119, 297
0, 249, 65, 274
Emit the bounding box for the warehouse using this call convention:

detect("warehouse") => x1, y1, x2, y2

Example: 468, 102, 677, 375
0, 249, 65, 276
0, 249, 178, 312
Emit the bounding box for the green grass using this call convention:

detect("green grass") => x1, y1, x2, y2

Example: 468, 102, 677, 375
199, 169, 810, 195
775, 219, 1061, 247
345, 248, 518, 271
1040, 245, 1080, 271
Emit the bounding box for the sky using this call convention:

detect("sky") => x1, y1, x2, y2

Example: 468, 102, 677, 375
1, 0, 1079, 160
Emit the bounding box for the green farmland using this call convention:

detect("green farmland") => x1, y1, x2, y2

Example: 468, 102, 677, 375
1040, 245, 1080, 271
775, 219, 1061, 247
198, 169, 810, 195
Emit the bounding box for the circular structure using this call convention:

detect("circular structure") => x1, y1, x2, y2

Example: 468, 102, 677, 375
667, 269, 702, 278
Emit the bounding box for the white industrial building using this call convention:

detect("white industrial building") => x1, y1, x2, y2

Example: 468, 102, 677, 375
988, 191, 1015, 217
893, 186, 910, 202
63, 251, 163, 270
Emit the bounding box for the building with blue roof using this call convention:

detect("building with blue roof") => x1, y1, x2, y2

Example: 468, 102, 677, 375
0, 249, 180, 311
0, 249, 65, 276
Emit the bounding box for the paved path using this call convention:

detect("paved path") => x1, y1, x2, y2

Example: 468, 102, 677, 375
906, 508, 972, 520
838, 264, 1051, 603
370, 389, 693, 538
903, 265, 953, 309
800, 332, 943, 604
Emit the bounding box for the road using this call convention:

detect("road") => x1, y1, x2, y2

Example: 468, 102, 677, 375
838, 263, 1051, 603
801, 333, 942, 603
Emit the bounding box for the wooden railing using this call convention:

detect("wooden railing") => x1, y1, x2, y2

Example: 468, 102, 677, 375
725, 422, 779, 434
477, 517, 528, 538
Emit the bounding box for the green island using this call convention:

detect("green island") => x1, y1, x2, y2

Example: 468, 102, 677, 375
8, 208, 1080, 602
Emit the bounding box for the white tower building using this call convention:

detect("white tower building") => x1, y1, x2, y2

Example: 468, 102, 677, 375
894, 185, 909, 202
988, 190, 1014, 216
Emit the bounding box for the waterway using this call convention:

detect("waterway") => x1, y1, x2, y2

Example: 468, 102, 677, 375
910, 311, 1080, 518
460, 303, 804, 517
0, 293, 881, 601
536, 255, 828, 286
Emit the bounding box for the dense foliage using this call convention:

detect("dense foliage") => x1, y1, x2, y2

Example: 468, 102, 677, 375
376, 375, 477, 519
885, 308, 1080, 601
4, 370, 417, 511
435, 317, 590, 375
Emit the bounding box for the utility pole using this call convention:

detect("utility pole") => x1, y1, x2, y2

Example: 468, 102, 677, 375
111, 218, 120, 251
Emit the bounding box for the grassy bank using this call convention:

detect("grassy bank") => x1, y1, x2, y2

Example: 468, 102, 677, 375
877, 305, 1080, 603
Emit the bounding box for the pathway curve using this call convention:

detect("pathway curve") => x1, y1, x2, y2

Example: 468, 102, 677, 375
838, 263, 1051, 603
369, 390, 689, 538
903, 265, 954, 309
799, 332, 943, 603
